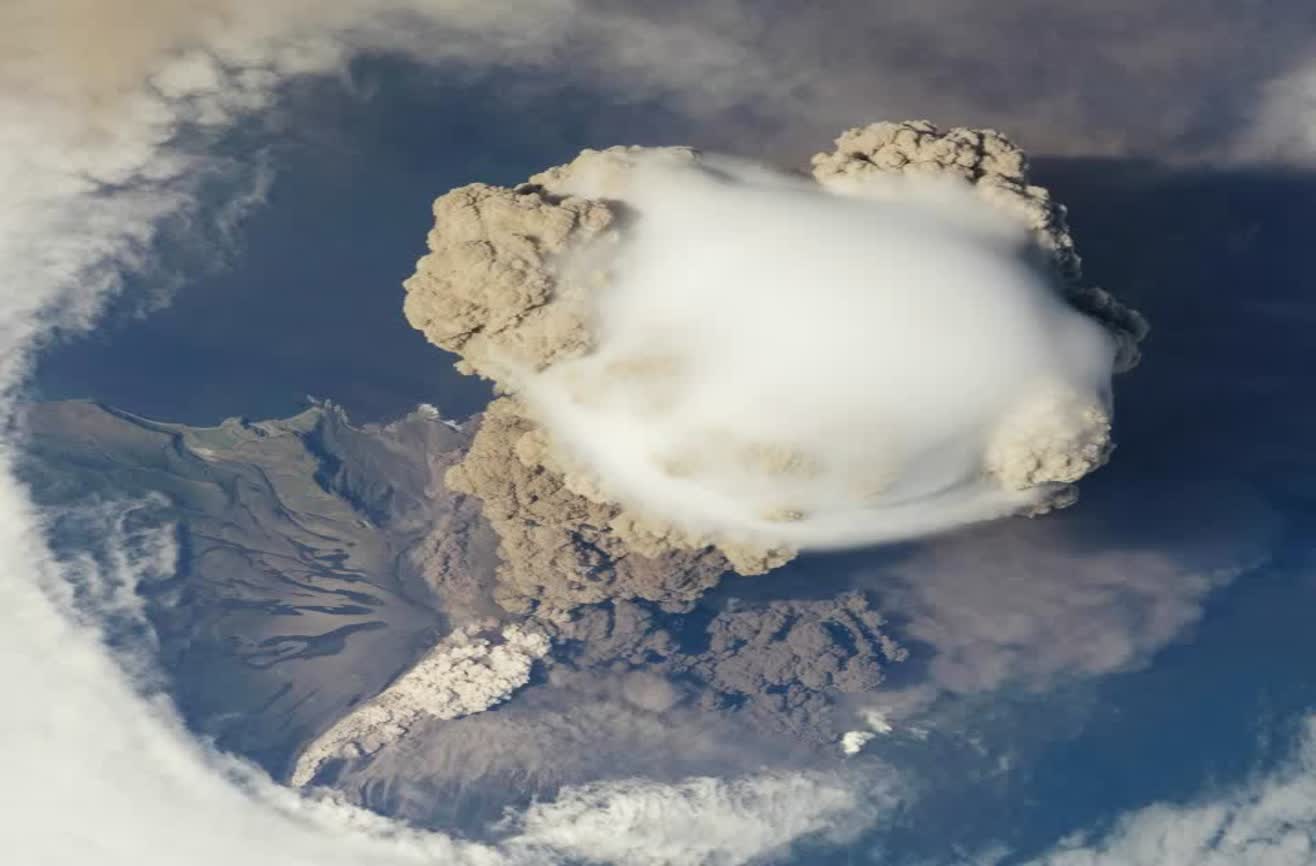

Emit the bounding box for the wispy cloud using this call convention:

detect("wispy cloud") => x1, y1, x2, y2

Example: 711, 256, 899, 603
1027, 716, 1316, 866
1235, 56, 1316, 163
508, 771, 892, 866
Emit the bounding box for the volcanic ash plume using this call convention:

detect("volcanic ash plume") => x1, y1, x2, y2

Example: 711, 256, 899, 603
291, 621, 550, 787
404, 122, 1147, 612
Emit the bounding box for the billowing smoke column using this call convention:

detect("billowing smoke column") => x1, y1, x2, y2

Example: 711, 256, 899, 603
404, 121, 1147, 613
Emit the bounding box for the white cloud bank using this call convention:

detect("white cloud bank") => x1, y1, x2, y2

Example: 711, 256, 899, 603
1028, 716, 1316, 866
509, 772, 888, 866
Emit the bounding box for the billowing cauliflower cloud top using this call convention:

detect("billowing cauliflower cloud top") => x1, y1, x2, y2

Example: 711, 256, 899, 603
403, 122, 1146, 615
812, 121, 1148, 371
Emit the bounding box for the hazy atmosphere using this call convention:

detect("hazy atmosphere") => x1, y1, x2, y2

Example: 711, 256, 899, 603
4, 2, 1316, 865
